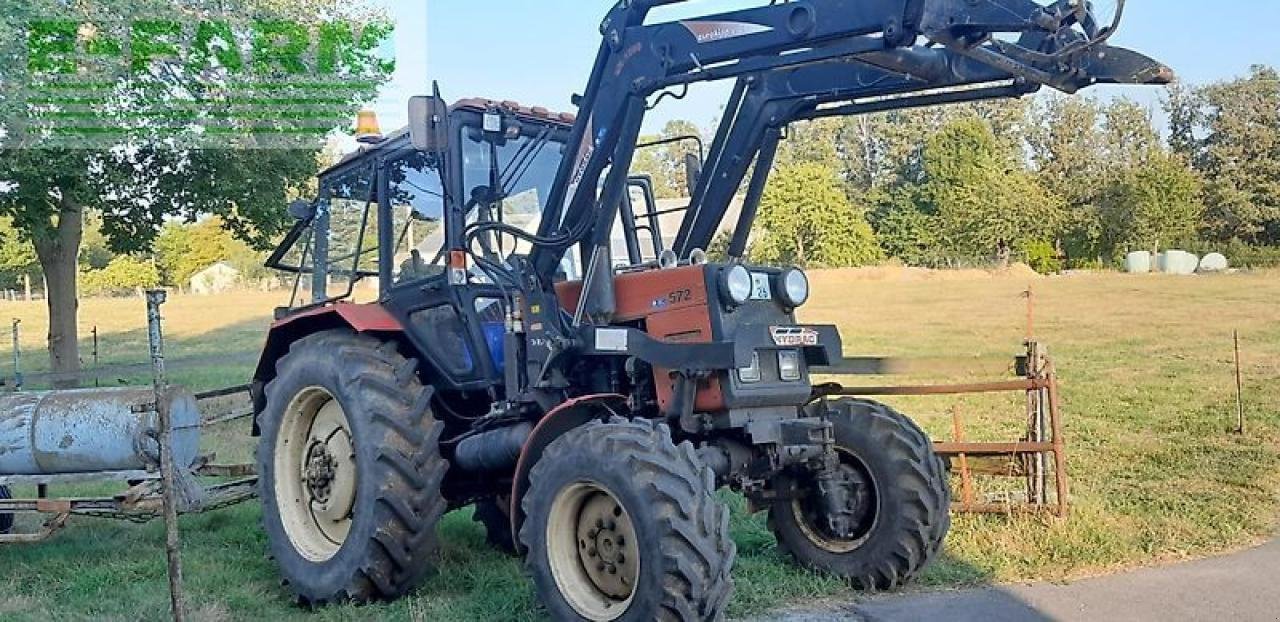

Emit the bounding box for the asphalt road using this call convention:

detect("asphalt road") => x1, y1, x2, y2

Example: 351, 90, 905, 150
758, 539, 1280, 621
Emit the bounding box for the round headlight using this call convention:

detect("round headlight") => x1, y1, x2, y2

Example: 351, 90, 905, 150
779, 268, 810, 307
721, 265, 752, 306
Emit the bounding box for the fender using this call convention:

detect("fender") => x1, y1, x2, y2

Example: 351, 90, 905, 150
509, 393, 628, 553
249, 303, 405, 434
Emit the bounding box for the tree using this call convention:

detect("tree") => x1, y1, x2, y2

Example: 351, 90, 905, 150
867, 186, 938, 265
1027, 96, 1106, 262
630, 120, 704, 198
80, 255, 161, 297
1027, 96, 1170, 264
776, 119, 842, 169
752, 162, 883, 267
0, 0, 390, 384
917, 118, 1063, 258
1102, 99, 1161, 168
0, 217, 39, 292
1164, 83, 1201, 161
1195, 66, 1280, 243
1028, 95, 1105, 209
155, 216, 271, 287
1099, 149, 1203, 257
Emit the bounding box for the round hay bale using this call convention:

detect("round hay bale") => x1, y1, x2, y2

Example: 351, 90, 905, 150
1199, 253, 1229, 272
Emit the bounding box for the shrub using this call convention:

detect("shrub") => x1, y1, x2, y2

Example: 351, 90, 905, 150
81, 256, 160, 297
1184, 240, 1280, 269
1020, 240, 1063, 274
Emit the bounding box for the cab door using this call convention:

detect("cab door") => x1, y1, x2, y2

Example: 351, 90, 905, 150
379, 147, 504, 392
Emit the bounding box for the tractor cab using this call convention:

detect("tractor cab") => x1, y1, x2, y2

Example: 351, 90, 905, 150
265, 97, 714, 395
265, 99, 579, 391
269, 99, 578, 307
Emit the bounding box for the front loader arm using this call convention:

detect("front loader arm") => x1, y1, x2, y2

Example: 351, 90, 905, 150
673, 19, 1172, 255
532, 0, 1168, 277
511, 0, 1168, 401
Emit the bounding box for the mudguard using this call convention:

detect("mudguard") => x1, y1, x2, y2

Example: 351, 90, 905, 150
509, 394, 628, 554
249, 303, 404, 435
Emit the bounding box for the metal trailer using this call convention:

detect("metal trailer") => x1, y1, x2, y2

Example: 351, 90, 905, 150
0, 385, 258, 544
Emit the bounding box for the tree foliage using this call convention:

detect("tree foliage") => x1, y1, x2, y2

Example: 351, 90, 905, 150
1099, 149, 1203, 254
0, 0, 390, 381
630, 120, 704, 198
1171, 66, 1280, 244
752, 163, 882, 267
80, 255, 161, 296
914, 117, 1063, 257
656, 68, 1277, 271
155, 216, 271, 287
0, 217, 40, 291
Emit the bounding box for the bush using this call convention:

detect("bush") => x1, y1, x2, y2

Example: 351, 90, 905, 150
81, 256, 161, 297
1184, 240, 1280, 269
1020, 240, 1063, 274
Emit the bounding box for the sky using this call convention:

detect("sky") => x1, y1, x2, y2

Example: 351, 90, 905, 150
365, 0, 1280, 138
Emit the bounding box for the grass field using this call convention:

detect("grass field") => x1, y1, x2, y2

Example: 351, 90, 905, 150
1, 269, 1278, 621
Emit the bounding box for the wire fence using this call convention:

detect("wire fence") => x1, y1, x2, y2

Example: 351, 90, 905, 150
3, 318, 259, 393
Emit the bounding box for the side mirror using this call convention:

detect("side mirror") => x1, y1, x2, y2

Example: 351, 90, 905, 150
408, 95, 450, 152
288, 199, 315, 221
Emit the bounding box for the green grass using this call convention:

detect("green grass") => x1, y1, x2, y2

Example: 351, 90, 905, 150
1, 270, 1278, 620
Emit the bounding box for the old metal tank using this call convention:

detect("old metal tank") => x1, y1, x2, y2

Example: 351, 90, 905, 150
0, 387, 201, 475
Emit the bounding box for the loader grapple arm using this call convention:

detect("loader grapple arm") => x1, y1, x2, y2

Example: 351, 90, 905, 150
531, 0, 1170, 282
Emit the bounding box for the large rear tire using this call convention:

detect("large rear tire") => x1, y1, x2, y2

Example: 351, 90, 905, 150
521, 418, 735, 621
768, 399, 949, 590
257, 330, 448, 605
0, 485, 13, 534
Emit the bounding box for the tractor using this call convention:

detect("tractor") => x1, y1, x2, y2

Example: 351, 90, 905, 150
249, 0, 1169, 619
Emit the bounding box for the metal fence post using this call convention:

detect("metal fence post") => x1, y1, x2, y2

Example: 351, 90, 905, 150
92, 326, 100, 388
10, 318, 21, 392
147, 290, 187, 622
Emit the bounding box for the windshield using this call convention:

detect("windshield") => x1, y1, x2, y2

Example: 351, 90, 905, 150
461, 119, 573, 275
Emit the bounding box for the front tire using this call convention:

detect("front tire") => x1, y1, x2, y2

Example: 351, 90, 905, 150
769, 399, 950, 590
257, 330, 448, 604
521, 418, 735, 621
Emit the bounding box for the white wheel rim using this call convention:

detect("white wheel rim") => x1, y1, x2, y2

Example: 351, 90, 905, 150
274, 386, 357, 562
546, 481, 640, 621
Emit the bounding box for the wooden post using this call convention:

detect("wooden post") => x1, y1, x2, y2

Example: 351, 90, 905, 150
10, 318, 21, 392
951, 408, 974, 510
1045, 358, 1070, 518
1025, 341, 1048, 506
1024, 285, 1034, 342
147, 290, 187, 622
23, 274, 31, 302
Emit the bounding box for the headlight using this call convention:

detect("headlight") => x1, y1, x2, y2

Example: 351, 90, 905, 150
737, 352, 762, 384
721, 265, 752, 306
778, 350, 803, 381
777, 268, 810, 307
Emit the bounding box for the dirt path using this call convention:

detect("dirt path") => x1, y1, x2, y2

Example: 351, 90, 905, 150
756, 540, 1280, 621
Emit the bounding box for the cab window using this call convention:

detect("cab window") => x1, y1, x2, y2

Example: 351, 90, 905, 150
320, 162, 378, 296
386, 151, 447, 284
